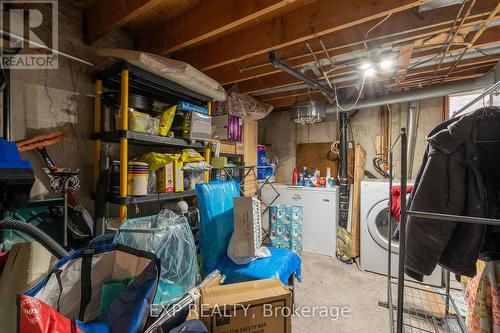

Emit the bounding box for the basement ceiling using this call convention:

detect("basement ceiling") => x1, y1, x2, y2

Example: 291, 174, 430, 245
83, 0, 500, 110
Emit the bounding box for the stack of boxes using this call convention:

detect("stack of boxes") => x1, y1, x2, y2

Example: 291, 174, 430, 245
269, 205, 303, 254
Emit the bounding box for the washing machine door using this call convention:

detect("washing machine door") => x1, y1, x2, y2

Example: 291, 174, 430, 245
366, 199, 400, 254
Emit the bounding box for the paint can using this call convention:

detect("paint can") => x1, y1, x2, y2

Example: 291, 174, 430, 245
127, 162, 149, 196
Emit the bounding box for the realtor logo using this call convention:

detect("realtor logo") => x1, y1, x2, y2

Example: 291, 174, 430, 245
0, 0, 58, 69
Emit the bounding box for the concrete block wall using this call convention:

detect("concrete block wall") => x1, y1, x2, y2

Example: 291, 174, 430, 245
2, 2, 134, 213
258, 97, 444, 183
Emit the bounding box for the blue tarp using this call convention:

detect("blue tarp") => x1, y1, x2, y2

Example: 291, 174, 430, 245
217, 246, 302, 285
195, 181, 302, 285
195, 180, 240, 275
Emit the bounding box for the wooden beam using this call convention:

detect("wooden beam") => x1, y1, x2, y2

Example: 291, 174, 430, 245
171, 0, 431, 71
139, 0, 316, 55
85, 0, 164, 42
206, 1, 499, 85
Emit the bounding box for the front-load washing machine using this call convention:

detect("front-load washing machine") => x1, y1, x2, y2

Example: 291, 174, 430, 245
360, 179, 443, 286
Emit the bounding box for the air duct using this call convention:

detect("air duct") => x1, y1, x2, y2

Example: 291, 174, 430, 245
326, 62, 499, 112
268, 52, 335, 103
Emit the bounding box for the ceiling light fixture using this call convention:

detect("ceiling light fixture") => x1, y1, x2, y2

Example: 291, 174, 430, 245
365, 67, 376, 77
360, 62, 372, 70
380, 58, 393, 70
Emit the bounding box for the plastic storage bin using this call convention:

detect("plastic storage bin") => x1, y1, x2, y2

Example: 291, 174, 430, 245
128, 110, 150, 133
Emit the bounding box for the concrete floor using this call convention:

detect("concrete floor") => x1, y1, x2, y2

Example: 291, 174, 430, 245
293, 251, 389, 333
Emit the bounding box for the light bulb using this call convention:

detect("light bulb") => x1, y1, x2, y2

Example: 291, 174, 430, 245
365, 67, 376, 77
380, 58, 392, 70
360, 62, 372, 70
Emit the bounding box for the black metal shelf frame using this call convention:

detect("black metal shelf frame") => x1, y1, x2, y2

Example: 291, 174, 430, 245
92, 130, 207, 149
94, 62, 212, 105
93, 61, 213, 232
107, 190, 197, 205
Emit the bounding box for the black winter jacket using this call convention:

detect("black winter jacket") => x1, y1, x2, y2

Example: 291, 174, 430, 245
405, 106, 500, 281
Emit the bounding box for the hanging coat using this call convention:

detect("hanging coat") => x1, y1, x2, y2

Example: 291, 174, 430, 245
405, 106, 500, 281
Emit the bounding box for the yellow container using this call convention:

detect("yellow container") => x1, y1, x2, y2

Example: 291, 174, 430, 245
129, 110, 150, 133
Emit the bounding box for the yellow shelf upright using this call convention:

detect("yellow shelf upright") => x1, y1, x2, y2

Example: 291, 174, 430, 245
119, 69, 129, 222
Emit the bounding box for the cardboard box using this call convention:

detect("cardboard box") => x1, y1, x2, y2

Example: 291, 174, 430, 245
156, 162, 174, 193
201, 278, 292, 333
231, 197, 262, 259
213, 114, 242, 141
174, 159, 184, 192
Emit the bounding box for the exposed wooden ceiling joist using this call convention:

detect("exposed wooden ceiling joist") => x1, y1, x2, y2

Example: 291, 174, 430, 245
139, 0, 316, 55
169, 0, 432, 71
85, 0, 165, 43
233, 25, 500, 96
205, 1, 499, 86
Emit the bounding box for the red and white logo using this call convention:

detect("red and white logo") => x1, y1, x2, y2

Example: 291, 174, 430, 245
21, 297, 42, 324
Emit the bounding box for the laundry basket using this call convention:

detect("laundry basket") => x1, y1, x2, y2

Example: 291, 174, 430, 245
115, 209, 199, 307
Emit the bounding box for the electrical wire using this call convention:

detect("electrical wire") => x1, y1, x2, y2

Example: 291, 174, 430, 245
333, 74, 367, 112
314, 39, 368, 112
364, 14, 392, 49
407, 53, 441, 70
474, 47, 491, 56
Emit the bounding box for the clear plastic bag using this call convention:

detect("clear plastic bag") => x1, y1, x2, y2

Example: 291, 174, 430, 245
213, 86, 272, 120
96, 49, 227, 101
115, 210, 199, 306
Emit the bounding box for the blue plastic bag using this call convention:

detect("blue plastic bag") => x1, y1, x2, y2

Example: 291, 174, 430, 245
195, 181, 240, 275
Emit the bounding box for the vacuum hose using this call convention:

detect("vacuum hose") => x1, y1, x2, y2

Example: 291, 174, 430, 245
0, 219, 69, 259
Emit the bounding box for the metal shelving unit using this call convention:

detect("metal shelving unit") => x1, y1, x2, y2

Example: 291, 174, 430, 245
106, 190, 197, 205
92, 61, 212, 231
92, 130, 207, 149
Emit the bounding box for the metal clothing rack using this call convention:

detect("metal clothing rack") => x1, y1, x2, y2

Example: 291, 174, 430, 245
219, 165, 278, 239
387, 127, 500, 333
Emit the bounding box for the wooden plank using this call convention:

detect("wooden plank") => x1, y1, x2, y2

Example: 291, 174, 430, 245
351, 144, 366, 258
139, 0, 315, 55
295, 142, 354, 183
171, 0, 430, 71
206, 1, 499, 85
85, 0, 165, 42
296, 143, 339, 181
397, 42, 415, 82
243, 119, 258, 196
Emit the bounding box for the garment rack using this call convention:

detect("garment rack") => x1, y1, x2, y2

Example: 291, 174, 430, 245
387, 127, 500, 333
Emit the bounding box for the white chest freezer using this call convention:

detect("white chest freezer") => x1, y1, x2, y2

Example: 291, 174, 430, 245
261, 184, 339, 256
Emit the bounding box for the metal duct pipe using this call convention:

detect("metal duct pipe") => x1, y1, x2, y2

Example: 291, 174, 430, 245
257, 46, 500, 97
268, 52, 335, 102
406, 101, 419, 179
326, 65, 498, 112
